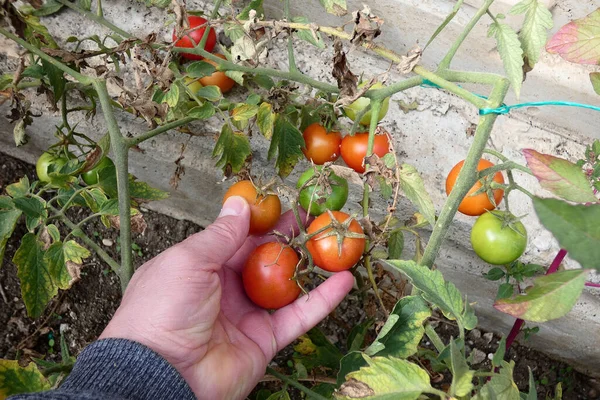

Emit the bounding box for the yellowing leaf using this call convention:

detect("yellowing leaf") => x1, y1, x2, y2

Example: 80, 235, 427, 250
268, 115, 305, 177
488, 21, 524, 98
0, 360, 50, 398
510, 0, 553, 67
546, 9, 600, 65
213, 124, 251, 174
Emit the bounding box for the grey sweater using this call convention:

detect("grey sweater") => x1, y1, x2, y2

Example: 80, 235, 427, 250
9, 339, 196, 400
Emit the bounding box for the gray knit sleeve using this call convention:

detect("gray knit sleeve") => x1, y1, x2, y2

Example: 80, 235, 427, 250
8, 339, 196, 400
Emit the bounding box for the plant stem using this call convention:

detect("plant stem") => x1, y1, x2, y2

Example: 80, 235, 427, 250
585, 281, 600, 288
265, 367, 329, 400
127, 116, 197, 147
93, 80, 133, 292
425, 323, 445, 353
478, 161, 532, 178
283, 0, 299, 73
438, 0, 494, 70
413, 66, 487, 109
56, 0, 131, 38
421, 78, 510, 268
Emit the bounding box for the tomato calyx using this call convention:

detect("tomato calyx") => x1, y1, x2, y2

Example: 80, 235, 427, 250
470, 174, 506, 207
306, 210, 366, 257
486, 210, 527, 237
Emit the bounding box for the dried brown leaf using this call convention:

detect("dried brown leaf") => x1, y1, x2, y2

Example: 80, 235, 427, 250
338, 379, 375, 397
332, 39, 358, 99
351, 5, 383, 46
397, 45, 422, 74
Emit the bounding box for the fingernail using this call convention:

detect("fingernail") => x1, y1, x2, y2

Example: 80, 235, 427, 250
219, 196, 248, 217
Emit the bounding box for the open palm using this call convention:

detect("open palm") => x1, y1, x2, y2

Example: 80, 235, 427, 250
100, 196, 354, 399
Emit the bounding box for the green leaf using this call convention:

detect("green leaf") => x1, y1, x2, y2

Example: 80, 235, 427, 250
0, 197, 22, 269
164, 83, 181, 108
46, 224, 60, 242
509, 0, 553, 67
269, 115, 305, 177
231, 103, 259, 122
197, 85, 222, 102
492, 337, 507, 368
6, 176, 30, 198
99, 199, 120, 216
212, 124, 251, 174
398, 164, 435, 228
266, 390, 291, 400
526, 367, 537, 400
450, 339, 474, 397
224, 22, 245, 42
497, 283, 514, 299
523, 149, 596, 203
253, 75, 275, 90
63, 240, 91, 264
0, 74, 13, 91
347, 319, 373, 352
293, 328, 343, 371
81, 188, 109, 213
13, 197, 47, 220
188, 103, 215, 120
546, 9, 600, 65
0, 360, 50, 397
484, 267, 506, 281
533, 198, 600, 270
494, 269, 587, 322
186, 61, 216, 78
22, 13, 58, 49
44, 242, 69, 289
129, 176, 169, 202
237, 0, 265, 19
318, 0, 347, 16
590, 72, 600, 96
225, 70, 245, 85
424, 0, 464, 50
41, 60, 65, 103
337, 352, 368, 386
13, 233, 56, 318
338, 356, 433, 400
292, 16, 325, 48
388, 230, 404, 259
257, 102, 276, 139
488, 20, 524, 98
365, 296, 431, 359
386, 260, 477, 330
474, 361, 520, 400
32, 0, 64, 16
78, 0, 91, 11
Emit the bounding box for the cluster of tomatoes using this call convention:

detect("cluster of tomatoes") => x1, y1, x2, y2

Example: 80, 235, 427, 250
445, 159, 527, 265
173, 16, 236, 94
36, 152, 114, 186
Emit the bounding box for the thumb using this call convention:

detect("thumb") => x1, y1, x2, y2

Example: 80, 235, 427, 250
181, 196, 251, 264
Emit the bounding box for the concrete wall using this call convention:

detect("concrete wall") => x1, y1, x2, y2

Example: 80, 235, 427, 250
1, 0, 599, 375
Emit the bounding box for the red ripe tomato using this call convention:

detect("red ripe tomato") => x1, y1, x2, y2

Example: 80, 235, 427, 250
306, 211, 365, 272
445, 159, 505, 216
340, 132, 390, 173
199, 54, 235, 93
172, 16, 217, 61
222, 180, 281, 235
242, 242, 302, 309
302, 123, 342, 165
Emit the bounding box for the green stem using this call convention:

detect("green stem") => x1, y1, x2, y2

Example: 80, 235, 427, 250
438, 0, 494, 70
41, 362, 74, 377
283, 0, 298, 73
421, 78, 510, 268
93, 80, 132, 293
266, 367, 329, 400
438, 69, 504, 86
56, 0, 131, 38
127, 116, 197, 147
64, 213, 102, 241
424, 323, 445, 353
413, 66, 487, 109
478, 161, 532, 178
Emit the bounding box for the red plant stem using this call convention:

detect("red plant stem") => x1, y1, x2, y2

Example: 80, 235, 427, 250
585, 281, 600, 288
504, 249, 568, 351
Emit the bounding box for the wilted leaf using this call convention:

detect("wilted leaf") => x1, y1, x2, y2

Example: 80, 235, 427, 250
293, 328, 343, 370
0, 197, 22, 269
365, 296, 431, 358
494, 269, 587, 322
0, 360, 50, 398
523, 149, 596, 203
6, 176, 30, 198
350, 5, 383, 46
533, 198, 600, 270
268, 115, 305, 177
510, 0, 553, 67
332, 40, 357, 98
488, 20, 524, 98
397, 46, 422, 75
398, 164, 435, 228
546, 9, 600, 65
387, 260, 477, 330
257, 102, 275, 139
129, 176, 169, 202
292, 16, 325, 48
213, 124, 251, 175
318, 0, 346, 16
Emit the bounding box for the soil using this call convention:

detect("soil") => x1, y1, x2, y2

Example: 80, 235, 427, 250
1, 151, 599, 400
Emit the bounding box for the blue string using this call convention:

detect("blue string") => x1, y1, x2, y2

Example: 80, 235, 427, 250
419, 79, 600, 116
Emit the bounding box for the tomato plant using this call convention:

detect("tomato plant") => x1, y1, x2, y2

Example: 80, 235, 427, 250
446, 159, 505, 216
36, 152, 70, 183
343, 82, 390, 126
172, 16, 217, 60
306, 211, 365, 272
81, 157, 115, 186
301, 123, 342, 165
222, 180, 281, 235
340, 132, 390, 173
198, 54, 235, 93
471, 211, 527, 265
242, 242, 302, 309
297, 167, 348, 216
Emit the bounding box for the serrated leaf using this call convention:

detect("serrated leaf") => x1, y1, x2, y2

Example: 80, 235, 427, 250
0, 360, 50, 398
509, 0, 553, 67
188, 102, 215, 120
546, 9, 600, 65
269, 115, 305, 177
337, 352, 368, 386
398, 164, 435, 228
231, 103, 259, 121
197, 85, 222, 102
590, 72, 600, 95
497, 283, 514, 299
213, 124, 251, 174
484, 267, 506, 281
450, 339, 474, 397
13, 197, 47, 221
99, 199, 120, 216
488, 21, 524, 98
318, 0, 347, 16
338, 356, 432, 400
533, 198, 600, 270
523, 149, 596, 203
474, 361, 520, 400
494, 269, 587, 322
388, 230, 404, 259
81, 188, 109, 213
257, 102, 275, 139
164, 83, 180, 108
13, 233, 56, 318
0, 198, 22, 269
44, 242, 69, 289
186, 61, 216, 78
129, 176, 169, 202
386, 260, 477, 330
365, 296, 431, 359
32, 0, 64, 16
224, 22, 246, 42
41, 60, 65, 103
292, 16, 325, 48
6, 176, 30, 198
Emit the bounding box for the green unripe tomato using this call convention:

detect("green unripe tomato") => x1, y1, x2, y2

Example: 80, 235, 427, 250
297, 167, 348, 216
81, 157, 115, 185
36, 152, 70, 183
343, 82, 390, 126
470, 211, 527, 265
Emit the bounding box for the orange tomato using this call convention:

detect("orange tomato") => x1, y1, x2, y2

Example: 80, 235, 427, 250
223, 180, 281, 235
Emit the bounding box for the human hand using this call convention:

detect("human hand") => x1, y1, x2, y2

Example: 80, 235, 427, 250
100, 196, 354, 399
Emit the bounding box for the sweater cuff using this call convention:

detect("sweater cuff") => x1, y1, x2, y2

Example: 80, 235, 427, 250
58, 338, 195, 400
